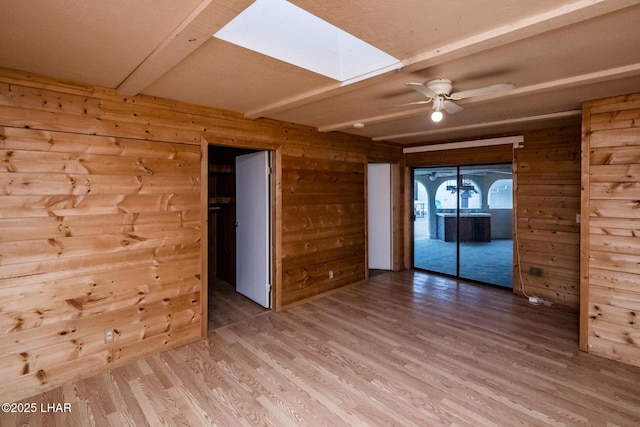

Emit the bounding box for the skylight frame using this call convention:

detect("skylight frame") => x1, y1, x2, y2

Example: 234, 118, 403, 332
213, 0, 400, 82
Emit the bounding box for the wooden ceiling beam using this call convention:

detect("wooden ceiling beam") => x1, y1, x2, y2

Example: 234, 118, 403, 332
373, 110, 582, 142
401, 0, 638, 73
319, 62, 640, 133
245, 0, 637, 120
117, 0, 252, 96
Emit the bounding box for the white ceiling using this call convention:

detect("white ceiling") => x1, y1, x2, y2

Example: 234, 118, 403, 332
1, 0, 639, 146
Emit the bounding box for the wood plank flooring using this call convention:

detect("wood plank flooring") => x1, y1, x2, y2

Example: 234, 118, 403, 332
208, 278, 268, 330
3, 270, 640, 426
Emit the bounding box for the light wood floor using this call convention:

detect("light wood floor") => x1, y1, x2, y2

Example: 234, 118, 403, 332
4, 270, 640, 426
208, 278, 269, 330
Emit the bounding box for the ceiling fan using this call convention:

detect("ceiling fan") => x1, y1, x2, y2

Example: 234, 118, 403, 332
404, 78, 515, 122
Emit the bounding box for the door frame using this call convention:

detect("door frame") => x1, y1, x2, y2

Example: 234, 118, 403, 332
200, 137, 280, 337
235, 150, 271, 308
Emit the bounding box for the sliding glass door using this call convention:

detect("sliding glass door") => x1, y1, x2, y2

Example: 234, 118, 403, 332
412, 164, 513, 287
413, 167, 457, 276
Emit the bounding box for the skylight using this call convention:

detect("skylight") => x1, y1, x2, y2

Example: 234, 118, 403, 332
213, 0, 400, 82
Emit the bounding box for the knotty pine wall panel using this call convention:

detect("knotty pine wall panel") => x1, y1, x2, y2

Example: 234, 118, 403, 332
581, 92, 640, 367
514, 126, 582, 307
0, 127, 202, 402
0, 68, 402, 401
281, 155, 366, 307
404, 144, 513, 167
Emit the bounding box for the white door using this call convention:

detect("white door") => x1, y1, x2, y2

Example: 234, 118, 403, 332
235, 151, 271, 308
368, 163, 393, 270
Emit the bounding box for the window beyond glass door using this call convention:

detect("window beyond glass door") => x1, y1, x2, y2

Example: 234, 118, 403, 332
413, 167, 457, 276
412, 164, 513, 288
458, 165, 513, 287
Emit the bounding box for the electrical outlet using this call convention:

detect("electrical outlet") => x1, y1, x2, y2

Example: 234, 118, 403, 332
529, 266, 543, 277
576, 214, 581, 224
329, 270, 334, 279
104, 328, 114, 343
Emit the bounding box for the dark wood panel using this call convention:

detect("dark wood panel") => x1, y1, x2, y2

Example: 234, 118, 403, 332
405, 144, 512, 167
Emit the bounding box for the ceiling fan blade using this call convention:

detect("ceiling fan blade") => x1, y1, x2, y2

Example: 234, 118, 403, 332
405, 82, 437, 98
401, 100, 432, 106
450, 83, 515, 100
443, 100, 463, 114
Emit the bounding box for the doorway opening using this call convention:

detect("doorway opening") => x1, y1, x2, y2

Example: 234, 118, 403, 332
207, 145, 272, 331
412, 163, 513, 287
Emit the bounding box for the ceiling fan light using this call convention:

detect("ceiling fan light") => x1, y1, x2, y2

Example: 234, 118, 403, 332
431, 110, 443, 122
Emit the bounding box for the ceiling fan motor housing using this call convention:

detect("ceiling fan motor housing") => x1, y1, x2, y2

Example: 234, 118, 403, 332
426, 78, 453, 96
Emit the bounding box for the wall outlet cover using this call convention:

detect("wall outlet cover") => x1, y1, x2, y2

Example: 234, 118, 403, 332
529, 266, 543, 277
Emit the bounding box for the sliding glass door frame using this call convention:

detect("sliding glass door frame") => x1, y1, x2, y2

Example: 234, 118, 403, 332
411, 163, 514, 287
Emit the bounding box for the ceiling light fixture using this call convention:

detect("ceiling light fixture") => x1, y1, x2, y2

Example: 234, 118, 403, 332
431, 96, 444, 122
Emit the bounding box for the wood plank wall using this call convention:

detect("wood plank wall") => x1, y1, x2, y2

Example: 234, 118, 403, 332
581, 92, 640, 367
515, 127, 582, 307
0, 126, 203, 399
204, 130, 404, 311
405, 125, 582, 307
281, 156, 365, 307
0, 68, 402, 403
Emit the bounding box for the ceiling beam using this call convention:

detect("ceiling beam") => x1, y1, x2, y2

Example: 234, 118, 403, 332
245, 0, 637, 120
403, 136, 524, 154
400, 0, 638, 73
372, 110, 582, 142
117, 0, 252, 96
319, 62, 640, 133
243, 65, 403, 119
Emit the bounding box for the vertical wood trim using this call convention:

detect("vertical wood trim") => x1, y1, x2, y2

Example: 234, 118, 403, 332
273, 147, 283, 311
392, 162, 403, 271
364, 163, 370, 280
403, 163, 412, 270
579, 106, 591, 351
512, 146, 520, 296
200, 137, 209, 337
